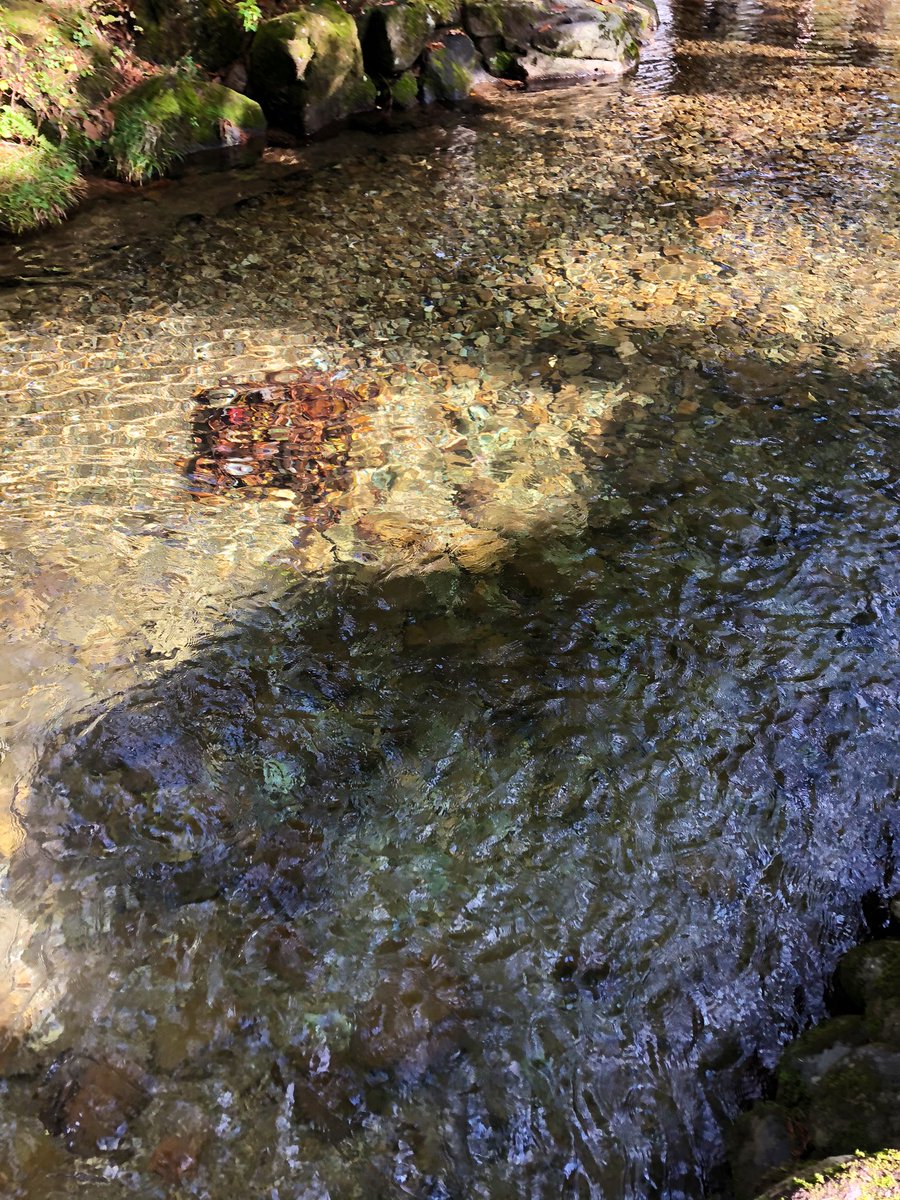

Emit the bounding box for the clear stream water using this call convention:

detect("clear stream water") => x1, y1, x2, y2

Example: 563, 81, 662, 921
0, 0, 898, 1195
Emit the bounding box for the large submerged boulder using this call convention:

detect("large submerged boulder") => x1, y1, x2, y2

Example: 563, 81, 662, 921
248, 1, 377, 135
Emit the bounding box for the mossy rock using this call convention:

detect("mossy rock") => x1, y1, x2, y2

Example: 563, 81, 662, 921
531, 9, 638, 61
109, 73, 266, 183
616, 0, 659, 43
248, 1, 377, 135
486, 47, 524, 77
756, 1149, 900, 1200
836, 942, 900, 1012
864, 997, 900, 1047
389, 71, 420, 109
806, 1045, 900, 1155
776, 1016, 870, 1108
361, 1, 436, 73
463, 0, 551, 51
421, 31, 478, 103
132, 0, 245, 71
727, 1101, 797, 1200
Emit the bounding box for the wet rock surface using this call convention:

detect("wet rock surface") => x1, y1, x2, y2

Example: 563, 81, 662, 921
731, 925, 900, 1198
0, 0, 898, 1195
248, 1, 379, 135
37, 1054, 149, 1155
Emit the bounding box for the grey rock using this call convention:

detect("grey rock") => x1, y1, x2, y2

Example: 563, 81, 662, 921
421, 30, 478, 102
531, 7, 638, 60
463, 0, 551, 51
518, 46, 635, 81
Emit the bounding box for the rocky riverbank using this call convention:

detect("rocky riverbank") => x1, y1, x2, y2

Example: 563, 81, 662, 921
0, 0, 658, 234
730, 908, 900, 1200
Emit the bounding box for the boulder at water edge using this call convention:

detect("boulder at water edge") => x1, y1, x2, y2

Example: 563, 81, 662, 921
361, 0, 437, 73
110, 75, 266, 182
421, 30, 479, 102
248, 0, 378, 135
462, 0, 643, 80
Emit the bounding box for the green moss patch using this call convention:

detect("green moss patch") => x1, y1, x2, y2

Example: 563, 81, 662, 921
776, 1016, 869, 1108
836, 942, 900, 1012
0, 134, 83, 233
765, 1149, 900, 1200
109, 72, 264, 183
389, 70, 420, 108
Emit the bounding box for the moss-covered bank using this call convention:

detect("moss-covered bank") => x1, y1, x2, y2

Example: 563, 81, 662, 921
0, 0, 658, 234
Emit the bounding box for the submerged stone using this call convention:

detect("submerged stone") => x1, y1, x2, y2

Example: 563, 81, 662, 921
148, 1132, 205, 1184
38, 1054, 149, 1155
187, 371, 363, 528
349, 958, 472, 1080
248, 1, 377, 135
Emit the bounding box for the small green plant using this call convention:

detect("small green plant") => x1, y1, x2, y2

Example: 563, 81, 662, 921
234, 0, 262, 31
0, 106, 37, 142
488, 49, 520, 78
0, 108, 84, 232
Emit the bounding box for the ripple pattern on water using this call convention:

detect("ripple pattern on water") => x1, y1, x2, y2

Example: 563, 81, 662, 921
0, 0, 898, 1194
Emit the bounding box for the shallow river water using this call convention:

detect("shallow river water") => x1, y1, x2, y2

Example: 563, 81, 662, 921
0, 0, 899, 1195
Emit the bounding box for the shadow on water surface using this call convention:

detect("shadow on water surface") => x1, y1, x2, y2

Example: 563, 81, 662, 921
2, 342, 899, 1199
0, 0, 898, 1189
